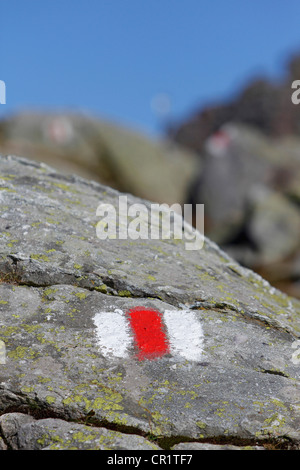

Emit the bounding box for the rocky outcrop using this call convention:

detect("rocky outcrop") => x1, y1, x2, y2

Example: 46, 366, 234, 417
185, 123, 300, 300
166, 54, 300, 300
0, 154, 300, 450
168, 54, 300, 153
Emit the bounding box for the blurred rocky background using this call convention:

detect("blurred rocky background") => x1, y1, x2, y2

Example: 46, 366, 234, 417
165, 53, 300, 299
1, 54, 300, 299
0, 111, 198, 206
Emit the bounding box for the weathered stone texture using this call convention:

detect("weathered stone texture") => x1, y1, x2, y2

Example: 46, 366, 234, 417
0, 155, 299, 450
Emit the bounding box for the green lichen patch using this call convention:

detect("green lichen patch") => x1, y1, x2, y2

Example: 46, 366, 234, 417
8, 346, 38, 361
31, 254, 50, 262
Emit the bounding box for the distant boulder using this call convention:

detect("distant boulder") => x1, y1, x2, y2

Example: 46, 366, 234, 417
0, 111, 198, 207
168, 54, 300, 152
167, 53, 300, 299
187, 123, 300, 299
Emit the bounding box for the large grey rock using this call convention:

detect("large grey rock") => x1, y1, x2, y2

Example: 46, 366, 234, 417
0, 154, 300, 450
0, 412, 35, 449
0, 438, 7, 450
0, 413, 161, 450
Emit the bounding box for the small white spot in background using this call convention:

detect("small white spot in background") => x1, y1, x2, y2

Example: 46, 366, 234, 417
44, 117, 74, 145
151, 93, 171, 117
205, 130, 231, 158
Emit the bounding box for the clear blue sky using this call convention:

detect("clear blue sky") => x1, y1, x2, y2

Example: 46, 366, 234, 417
1, 1, 300, 136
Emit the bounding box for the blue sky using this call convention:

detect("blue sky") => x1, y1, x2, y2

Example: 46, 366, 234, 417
1, 1, 300, 136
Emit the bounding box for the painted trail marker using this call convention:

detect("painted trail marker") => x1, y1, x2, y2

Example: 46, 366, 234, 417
93, 307, 204, 361
127, 307, 170, 360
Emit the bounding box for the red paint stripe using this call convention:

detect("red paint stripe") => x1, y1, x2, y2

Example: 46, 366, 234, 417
127, 307, 170, 360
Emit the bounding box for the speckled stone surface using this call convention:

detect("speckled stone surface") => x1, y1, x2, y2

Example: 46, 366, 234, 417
0, 155, 299, 450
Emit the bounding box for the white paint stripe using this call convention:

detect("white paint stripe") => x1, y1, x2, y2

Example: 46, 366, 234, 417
93, 309, 131, 359
164, 310, 204, 361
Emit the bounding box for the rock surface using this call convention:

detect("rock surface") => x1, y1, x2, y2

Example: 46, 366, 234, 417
0, 413, 161, 450
0, 154, 300, 450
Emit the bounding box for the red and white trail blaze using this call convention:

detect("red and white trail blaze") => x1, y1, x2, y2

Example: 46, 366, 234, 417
93, 307, 204, 361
